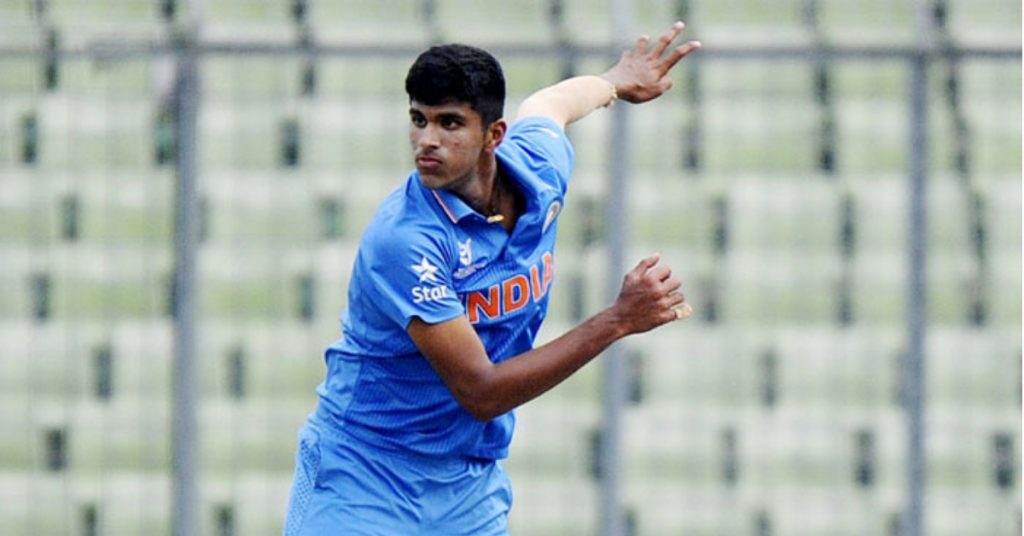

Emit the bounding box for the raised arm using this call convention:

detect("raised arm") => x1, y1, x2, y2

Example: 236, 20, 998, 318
515, 21, 701, 127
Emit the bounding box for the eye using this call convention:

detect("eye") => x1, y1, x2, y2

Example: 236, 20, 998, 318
440, 116, 462, 130
410, 113, 427, 128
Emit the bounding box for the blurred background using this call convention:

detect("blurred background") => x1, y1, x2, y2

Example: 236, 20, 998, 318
0, 1, 1020, 535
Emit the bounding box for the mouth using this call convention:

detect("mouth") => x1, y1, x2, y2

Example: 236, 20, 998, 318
416, 155, 442, 172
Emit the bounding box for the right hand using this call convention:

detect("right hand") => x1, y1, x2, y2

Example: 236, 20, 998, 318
600, 21, 701, 104
610, 253, 689, 335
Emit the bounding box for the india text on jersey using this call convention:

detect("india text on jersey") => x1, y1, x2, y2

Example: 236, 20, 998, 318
462, 252, 554, 324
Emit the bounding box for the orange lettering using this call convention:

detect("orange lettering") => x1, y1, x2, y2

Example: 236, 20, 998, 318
503, 275, 530, 314
530, 264, 543, 301
466, 285, 500, 324
541, 252, 554, 295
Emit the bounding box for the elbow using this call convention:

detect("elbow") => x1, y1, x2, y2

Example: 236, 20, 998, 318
449, 378, 507, 422
467, 408, 499, 423
440, 361, 511, 422
458, 391, 506, 423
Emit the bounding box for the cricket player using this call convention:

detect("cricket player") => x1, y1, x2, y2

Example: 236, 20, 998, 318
284, 21, 700, 536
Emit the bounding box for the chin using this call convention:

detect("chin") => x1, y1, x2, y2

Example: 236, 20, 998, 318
417, 172, 447, 190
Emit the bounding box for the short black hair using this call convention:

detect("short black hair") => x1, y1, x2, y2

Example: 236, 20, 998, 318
405, 44, 506, 127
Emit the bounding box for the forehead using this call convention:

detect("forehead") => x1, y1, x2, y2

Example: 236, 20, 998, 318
409, 100, 480, 119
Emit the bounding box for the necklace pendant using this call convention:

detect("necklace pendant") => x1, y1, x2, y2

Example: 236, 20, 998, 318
487, 214, 505, 224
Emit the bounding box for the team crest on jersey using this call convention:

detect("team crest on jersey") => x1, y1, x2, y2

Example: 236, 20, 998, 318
542, 200, 562, 233
458, 239, 473, 266
454, 238, 490, 279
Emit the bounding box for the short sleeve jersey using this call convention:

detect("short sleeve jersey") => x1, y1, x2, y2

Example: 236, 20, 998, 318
317, 117, 574, 460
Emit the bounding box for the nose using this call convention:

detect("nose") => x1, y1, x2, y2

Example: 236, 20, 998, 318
415, 123, 440, 151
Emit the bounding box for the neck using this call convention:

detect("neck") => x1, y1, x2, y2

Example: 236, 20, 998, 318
450, 156, 500, 218
444, 155, 518, 230
485, 170, 505, 223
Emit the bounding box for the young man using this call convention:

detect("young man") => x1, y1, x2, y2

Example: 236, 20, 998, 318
284, 21, 700, 536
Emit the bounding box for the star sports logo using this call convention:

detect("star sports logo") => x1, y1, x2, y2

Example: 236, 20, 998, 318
411, 256, 449, 304
412, 256, 439, 283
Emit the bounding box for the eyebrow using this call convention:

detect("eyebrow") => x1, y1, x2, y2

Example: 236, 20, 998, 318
438, 112, 466, 122
408, 108, 468, 123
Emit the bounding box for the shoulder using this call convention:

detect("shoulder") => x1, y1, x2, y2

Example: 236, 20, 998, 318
360, 181, 455, 267
501, 116, 575, 194
505, 116, 570, 148
503, 116, 574, 165
351, 180, 465, 328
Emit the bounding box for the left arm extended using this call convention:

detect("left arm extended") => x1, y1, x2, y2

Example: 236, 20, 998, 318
515, 21, 701, 127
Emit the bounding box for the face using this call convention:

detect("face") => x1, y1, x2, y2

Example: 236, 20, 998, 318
409, 100, 503, 191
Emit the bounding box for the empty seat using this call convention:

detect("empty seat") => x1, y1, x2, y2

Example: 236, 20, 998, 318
559, 0, 614, 46
201, 0, 295, 43
506, 476, 598, 535
960, 61, 1023, 177
701, 61, 821, 174
833, 61, 910, 175
927, 327, 1021, 410
946, 0, 1023, 45
817, 0, 917, 45
435, 0, 553, 45
309, 0, 431, 45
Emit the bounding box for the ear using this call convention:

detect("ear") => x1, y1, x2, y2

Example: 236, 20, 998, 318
484, 119, 507, 152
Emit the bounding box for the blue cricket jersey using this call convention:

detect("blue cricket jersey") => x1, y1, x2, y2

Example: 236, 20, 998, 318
316, 116, 575, 460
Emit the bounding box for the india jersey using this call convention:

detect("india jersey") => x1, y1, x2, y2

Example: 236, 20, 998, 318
317, 116, 575, 460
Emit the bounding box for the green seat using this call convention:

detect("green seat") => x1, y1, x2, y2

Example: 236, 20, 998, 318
435, 0, 553, 45
945, 0, 1023, 44
504, 476, 598, 536
817, 0, 917, 44
310, 0, 430, 45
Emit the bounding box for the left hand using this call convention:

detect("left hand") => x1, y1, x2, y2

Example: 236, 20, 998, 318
601, 21, 701, 104
608, 253, 689, 336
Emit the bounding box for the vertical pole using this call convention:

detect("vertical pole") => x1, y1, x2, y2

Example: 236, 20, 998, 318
171, 21, 200, 536
902, 42, 929, 536
902, 4, 934, 535
601, 1, 632, 535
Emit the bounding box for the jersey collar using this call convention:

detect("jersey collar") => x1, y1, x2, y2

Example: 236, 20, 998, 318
425, 181, 477, 224
417, 151, 549, 226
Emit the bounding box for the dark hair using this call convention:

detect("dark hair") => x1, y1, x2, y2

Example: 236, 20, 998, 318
405, 44, 506, 127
